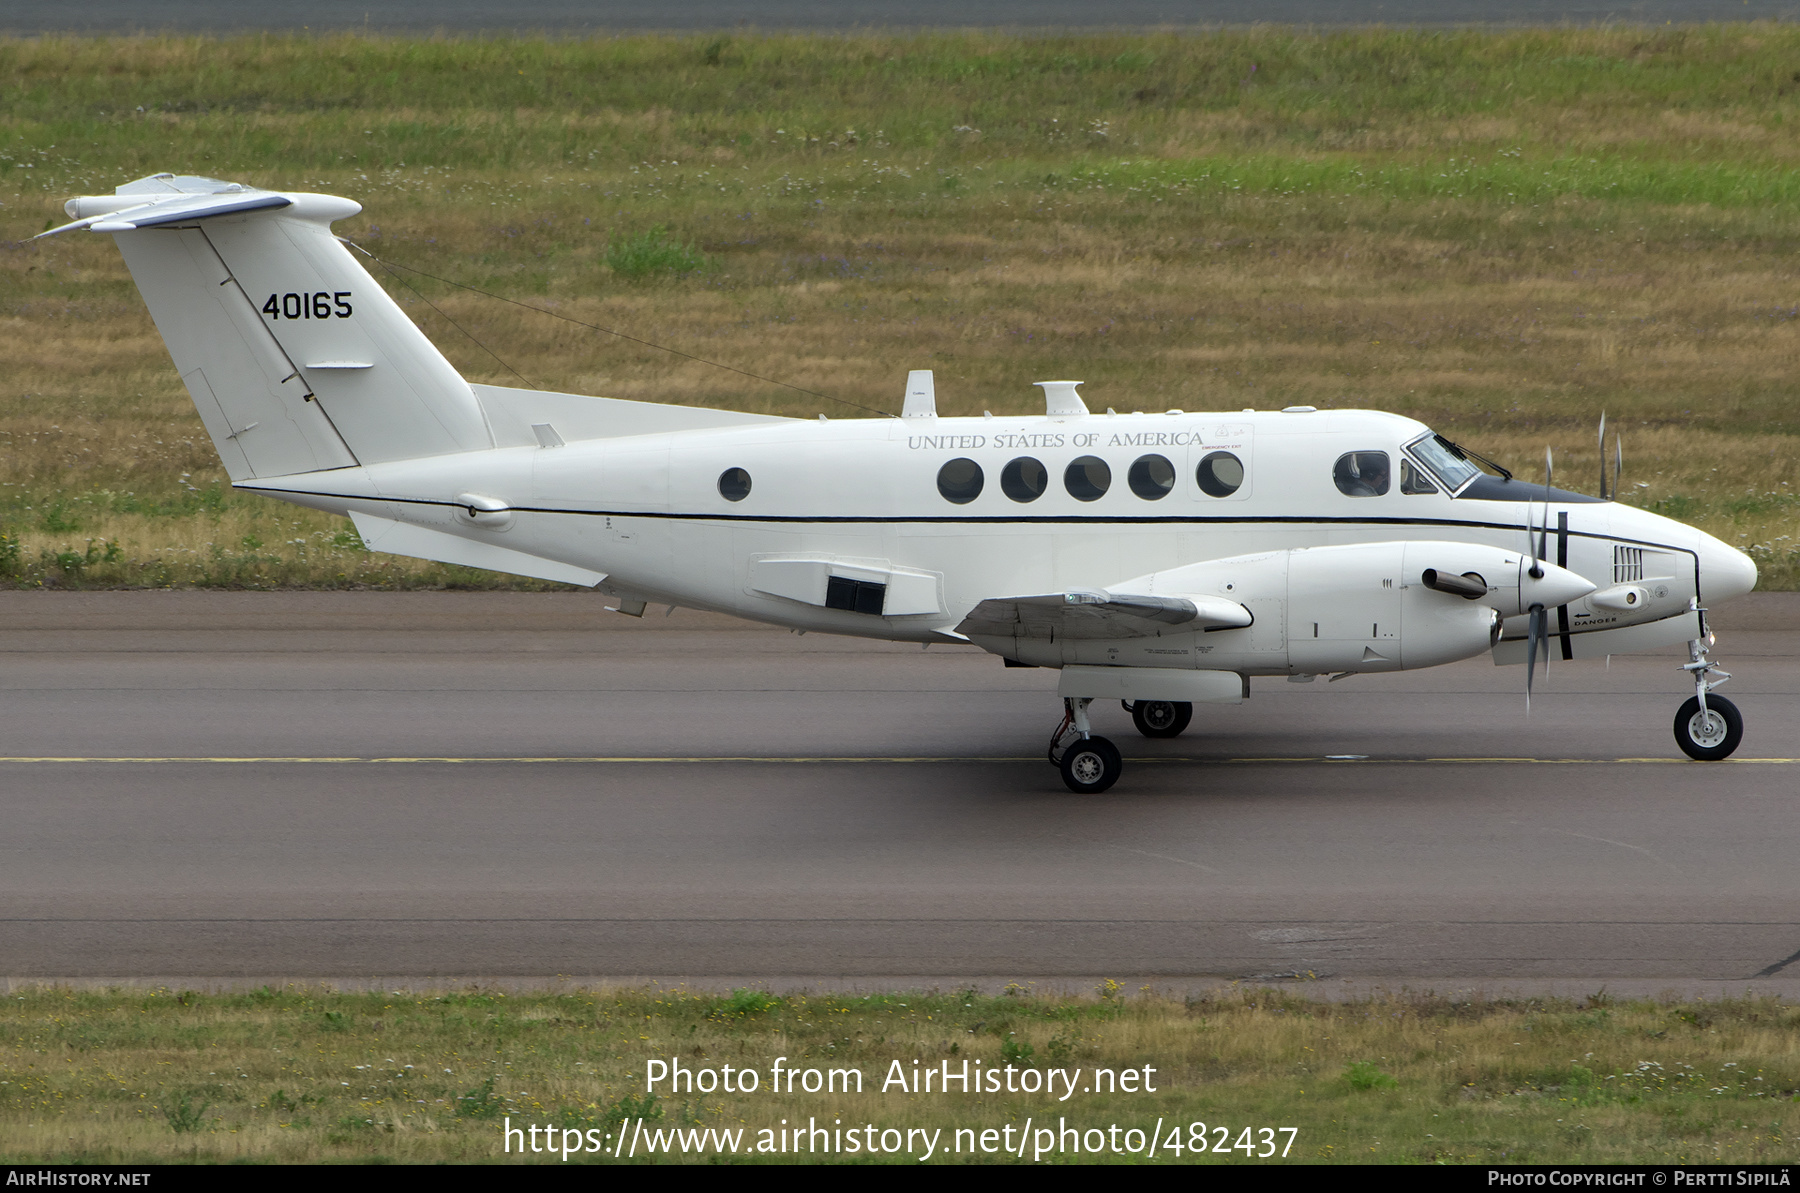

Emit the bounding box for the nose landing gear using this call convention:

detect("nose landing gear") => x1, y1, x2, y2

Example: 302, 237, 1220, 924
1673, 631, 1741, 761
1048, 697, 1123, 793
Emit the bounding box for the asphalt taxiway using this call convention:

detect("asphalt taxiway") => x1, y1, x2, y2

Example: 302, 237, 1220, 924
2, 590, 1796, 991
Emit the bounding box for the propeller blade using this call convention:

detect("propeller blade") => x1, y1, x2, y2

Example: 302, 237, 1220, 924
1537, 447, 1553, 568
1527, 447, 1549, 579
1526, 604, 1546, 712
1614, 434, 1623, 501
1526, 494, 1544, 579
1597, 412, 1608, 500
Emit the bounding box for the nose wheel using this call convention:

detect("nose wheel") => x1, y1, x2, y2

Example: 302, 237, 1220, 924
1674, 629, 1742, 761
1048, 697, 1123, 793
1674, 695, 1741, 761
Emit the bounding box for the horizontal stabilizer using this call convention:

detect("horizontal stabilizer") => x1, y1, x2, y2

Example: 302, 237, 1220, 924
39, 192, 292, 238
957, 589, 1251, 641
39, 191, 293, 238
350, 512, 606, 588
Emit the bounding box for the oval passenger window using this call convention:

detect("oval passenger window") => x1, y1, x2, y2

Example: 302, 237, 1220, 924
1333, 452, 1391, 497
1001, 456, 1048, 503
1128, 454, 1175, 500
1195, 451, 1244, 498
1063, 456, 1111, 502
936, 457, 984, 504
718, 467, 752, 502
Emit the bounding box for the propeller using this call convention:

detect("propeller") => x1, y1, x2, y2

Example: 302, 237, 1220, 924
1527, 446, 1549, 580
1525, 446, 1554, 709
1613, 432, 1622, 501
1541, 445, 1553, 562
1597, 412, 1608, 501
1526, 602, 1547, 711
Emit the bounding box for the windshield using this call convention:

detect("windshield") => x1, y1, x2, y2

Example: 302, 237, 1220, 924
1406, 433, 1482, 494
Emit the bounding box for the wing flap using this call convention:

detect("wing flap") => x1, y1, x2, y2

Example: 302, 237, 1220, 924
956, 589, 1251, 641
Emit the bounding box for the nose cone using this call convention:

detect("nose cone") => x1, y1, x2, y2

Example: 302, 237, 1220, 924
1521, 559, 1597, 610
1698, 532, 1758, 603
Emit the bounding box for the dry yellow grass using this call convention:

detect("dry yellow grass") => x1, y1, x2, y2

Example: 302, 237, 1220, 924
3, 30, 1799, 586
3, 984, 1795, 1164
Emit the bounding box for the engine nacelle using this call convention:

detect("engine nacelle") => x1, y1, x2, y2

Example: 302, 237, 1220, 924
988, 540, 1594, 676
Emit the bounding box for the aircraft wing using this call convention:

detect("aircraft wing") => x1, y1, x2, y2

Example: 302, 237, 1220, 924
956, 589, 1252, 641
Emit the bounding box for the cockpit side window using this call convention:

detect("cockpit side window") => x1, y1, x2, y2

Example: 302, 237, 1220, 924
1406, 433, 1481, 494
1333, 451, 1390, 497
1400, 459, 1438, 495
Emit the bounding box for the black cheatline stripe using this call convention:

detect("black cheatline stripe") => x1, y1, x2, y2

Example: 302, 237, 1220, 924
235, 484, 1704, 557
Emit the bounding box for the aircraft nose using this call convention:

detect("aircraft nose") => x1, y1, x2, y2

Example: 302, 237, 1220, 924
1698, 532, 1758, 603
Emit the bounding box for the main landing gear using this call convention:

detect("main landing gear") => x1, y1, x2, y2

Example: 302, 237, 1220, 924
1048, 698, 1123, 794
1123, 699, 1193, 739
1673, 633, 1742, 761
1048, 698, 1199, 793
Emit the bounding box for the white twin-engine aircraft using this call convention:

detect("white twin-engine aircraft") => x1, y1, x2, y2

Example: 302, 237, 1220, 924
49, 174, 1759, 791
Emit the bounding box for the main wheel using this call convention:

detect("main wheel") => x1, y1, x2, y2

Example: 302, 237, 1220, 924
1127, 699, 1192, 739
1673, 695, 1742, 761
1060, 735, 1123, 794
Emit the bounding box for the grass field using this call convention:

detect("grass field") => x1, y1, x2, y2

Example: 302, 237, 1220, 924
3, 28, 1800, 587
1, 983, 1794, 1164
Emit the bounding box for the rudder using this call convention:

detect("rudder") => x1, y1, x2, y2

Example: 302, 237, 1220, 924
62, 174, 493, 478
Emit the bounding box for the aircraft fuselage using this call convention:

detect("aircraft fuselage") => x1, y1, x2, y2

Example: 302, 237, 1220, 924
246, 405, 1753, 672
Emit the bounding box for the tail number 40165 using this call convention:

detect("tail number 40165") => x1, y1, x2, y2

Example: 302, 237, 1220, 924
264, 292, 352, 320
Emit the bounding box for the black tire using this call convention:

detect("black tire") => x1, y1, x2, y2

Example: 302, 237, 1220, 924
1060, 735, 1123, 794
1673, 695, 1742, 761
1127, 699, 1192, 739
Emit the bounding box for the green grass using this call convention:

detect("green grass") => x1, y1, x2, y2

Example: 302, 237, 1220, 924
4, 27, 1800, 587
605, 225, 711, 279
5, 28, 1800, 165
2, 984, 1795, 1164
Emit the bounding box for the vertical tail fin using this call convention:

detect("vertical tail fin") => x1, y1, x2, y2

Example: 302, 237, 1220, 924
58, 174, 492, 479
